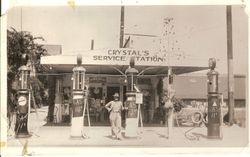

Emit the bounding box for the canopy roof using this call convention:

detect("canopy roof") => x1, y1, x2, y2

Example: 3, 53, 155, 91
41, 48, 209, 75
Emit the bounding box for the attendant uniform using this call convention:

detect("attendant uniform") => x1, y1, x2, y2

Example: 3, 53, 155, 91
105, 95, 124, 139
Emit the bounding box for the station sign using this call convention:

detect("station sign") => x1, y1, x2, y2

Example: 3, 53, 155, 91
92, 48, 166, 64
41, 48, 206, 68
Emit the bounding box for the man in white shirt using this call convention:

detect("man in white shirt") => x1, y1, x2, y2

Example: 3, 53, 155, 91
105, 93, 125, 140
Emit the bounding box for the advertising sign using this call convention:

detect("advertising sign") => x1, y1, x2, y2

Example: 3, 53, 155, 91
208, 95, 221, 124
136, 93, 143, 104
72, 99, 84, 117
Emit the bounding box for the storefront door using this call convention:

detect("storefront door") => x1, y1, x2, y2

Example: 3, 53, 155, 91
106, 86, 120, 103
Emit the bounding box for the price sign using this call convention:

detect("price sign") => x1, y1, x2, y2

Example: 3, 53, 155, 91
73, 95, 83, 99
73, 99, 83, 117
136, 93, 143, 104
208, 99, 220, 123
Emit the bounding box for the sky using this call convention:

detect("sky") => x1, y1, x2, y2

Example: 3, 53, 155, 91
7, 5, 248, 75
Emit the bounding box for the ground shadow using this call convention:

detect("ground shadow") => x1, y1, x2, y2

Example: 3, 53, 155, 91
104, 135, 115, 140
156, 133, 168, 139
192, 132, 208, 139
121, 132, 142, 140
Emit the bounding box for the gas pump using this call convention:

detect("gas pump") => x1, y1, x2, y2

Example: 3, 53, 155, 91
207, 58, 222, 139
125, 57, 139, 137
70, 55, 87, 138
15, 54, 32, 138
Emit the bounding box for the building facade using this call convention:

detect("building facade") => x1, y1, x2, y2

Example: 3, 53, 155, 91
40, 47, 246, 125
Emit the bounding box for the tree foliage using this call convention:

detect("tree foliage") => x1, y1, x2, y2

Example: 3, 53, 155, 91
7, 27, 46, 77
7, 27, 47, 114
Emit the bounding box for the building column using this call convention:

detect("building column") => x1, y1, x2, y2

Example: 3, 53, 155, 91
151, 77, 160, 123
47, 76, 56, 123
54, 77, 63, 123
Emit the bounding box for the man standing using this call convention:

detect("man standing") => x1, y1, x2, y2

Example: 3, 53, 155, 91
105, 93, 124, 140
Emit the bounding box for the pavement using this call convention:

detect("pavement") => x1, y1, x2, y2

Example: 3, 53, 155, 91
3, 106, 249, 156
7, 125, 249, 147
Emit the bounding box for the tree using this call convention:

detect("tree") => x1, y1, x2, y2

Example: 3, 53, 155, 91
7, 27, 47, 117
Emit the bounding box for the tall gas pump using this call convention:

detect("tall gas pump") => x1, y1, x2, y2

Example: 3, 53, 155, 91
15, 54, 32, 138
207, 58, 222, 139
70, 55, 87, 138
125, 57, 139, 137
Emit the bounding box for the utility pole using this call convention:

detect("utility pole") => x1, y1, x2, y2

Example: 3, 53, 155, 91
120, 6, 125, 48
226, 5, 234, 125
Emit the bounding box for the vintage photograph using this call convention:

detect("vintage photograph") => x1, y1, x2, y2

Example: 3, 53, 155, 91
1, 2, 249, 156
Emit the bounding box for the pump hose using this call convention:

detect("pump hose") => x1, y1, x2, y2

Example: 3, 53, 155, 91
185, 124, 208, 141
184, 126, 199, 141
15, 113, 28, 134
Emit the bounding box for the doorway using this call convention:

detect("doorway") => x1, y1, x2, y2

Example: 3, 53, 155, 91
106, 86, 120, 103
106, 85, 128, 127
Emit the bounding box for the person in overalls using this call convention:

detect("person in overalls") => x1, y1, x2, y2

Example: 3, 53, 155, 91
105, 93, 124, 140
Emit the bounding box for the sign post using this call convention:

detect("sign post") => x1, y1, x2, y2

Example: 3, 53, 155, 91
136, 92, 143, 132
162, 67, 175, 139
